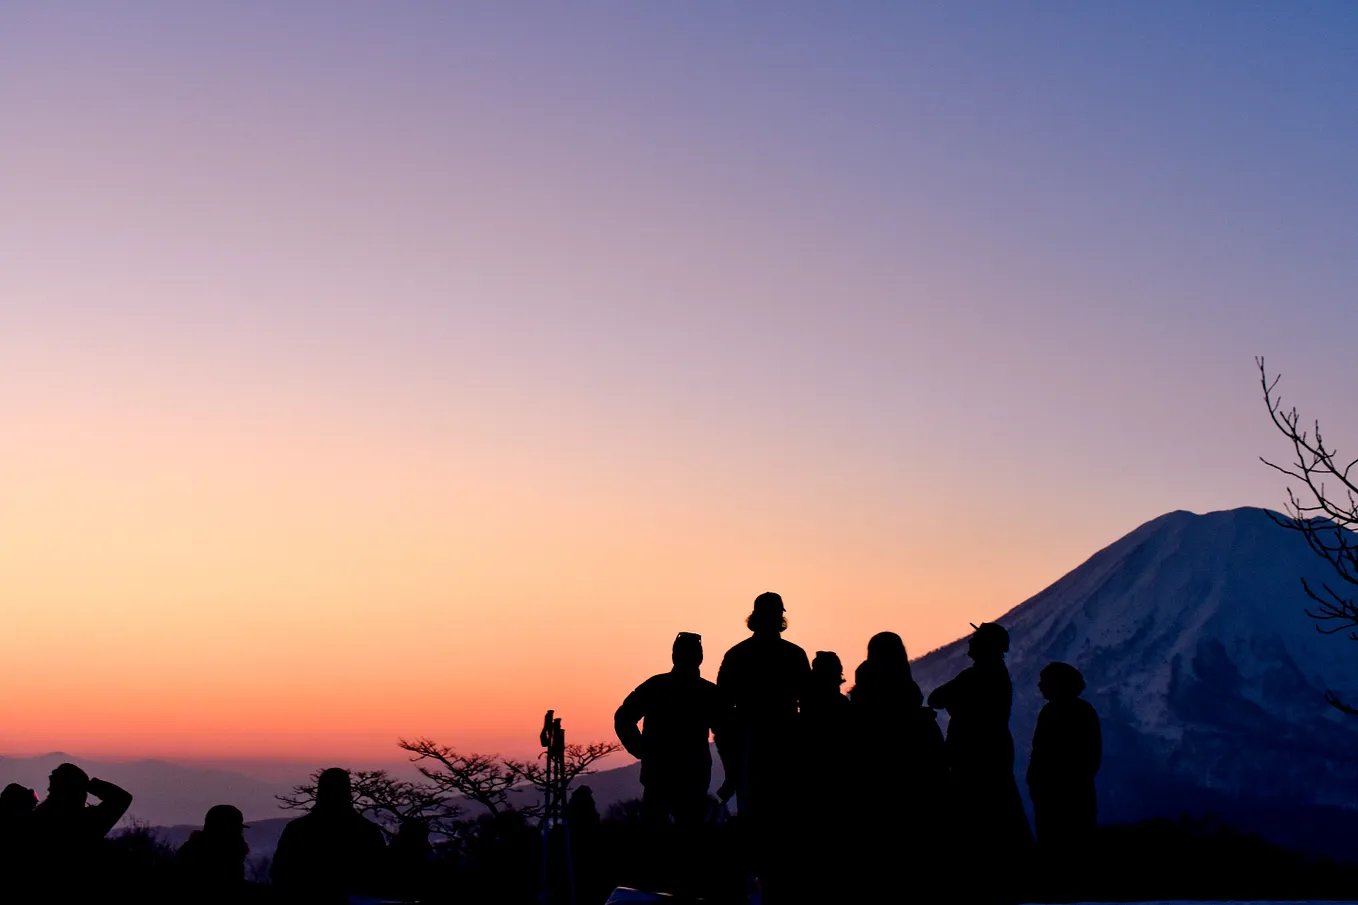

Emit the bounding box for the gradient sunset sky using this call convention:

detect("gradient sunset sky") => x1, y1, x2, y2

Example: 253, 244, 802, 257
3, 2, 1357, 763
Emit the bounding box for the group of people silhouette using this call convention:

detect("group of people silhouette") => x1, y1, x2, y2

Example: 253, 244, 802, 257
614, 591, 1102, 903
0, 591, 1100, 905
0, 762, 399, 903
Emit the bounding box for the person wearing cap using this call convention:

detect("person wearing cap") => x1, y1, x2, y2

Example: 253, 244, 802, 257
27, 762, 133, 897
271, 767, 387, 904
927, 622, 1032, 894
176, 803, 250, 901
716, 593, 812, 807
1027, 662, 1101, 853
716, 592, 811, 903
614, 632, 734, 830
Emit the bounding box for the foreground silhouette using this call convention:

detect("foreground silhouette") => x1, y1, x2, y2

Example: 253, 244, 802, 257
928, 622, 1033, 898
1028, 662, 1102, 851
848, 632, 947, 901
0, 609, 1123, 904
270, 767, 387, 904
27, 763, 133, 899
176, 803, 250, 902
615, 631, 734, 829
716, 592, 810, 903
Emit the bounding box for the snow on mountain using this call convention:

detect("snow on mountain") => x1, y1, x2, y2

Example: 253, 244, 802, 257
912, 506, 1358, 842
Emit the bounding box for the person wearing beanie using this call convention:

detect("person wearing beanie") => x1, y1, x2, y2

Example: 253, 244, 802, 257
1027, 662, 1101, 852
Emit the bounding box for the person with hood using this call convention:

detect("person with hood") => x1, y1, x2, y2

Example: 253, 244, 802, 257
928, 623, 1032, 899
28, 762, 133, 899
177, 804, 250, 902
270, 767, 387, 904
1027, 662, 1101, 851
848, 632, 946, 901
615, 631, 734, 829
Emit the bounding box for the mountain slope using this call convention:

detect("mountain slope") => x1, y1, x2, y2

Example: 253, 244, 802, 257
911, 507, 1358, 852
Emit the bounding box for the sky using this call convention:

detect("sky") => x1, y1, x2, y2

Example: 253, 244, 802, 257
2, 2, 1357, 765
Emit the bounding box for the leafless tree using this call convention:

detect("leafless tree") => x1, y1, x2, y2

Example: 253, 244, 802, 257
397, 739, 522, 816
505, 741, 622, 806
1259, 356, 1358, 713
276, 768, 461, 840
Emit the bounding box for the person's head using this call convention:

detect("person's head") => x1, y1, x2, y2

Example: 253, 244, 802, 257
47, 763, 90, 806
203, 804, 245, 837
672, 632, 703, 669
0, 783, 36, 815
811, 651, 844, 689
746, 591, 788, 634
866, 632, 908, 667
1039, 661, 1086, 701
315, 768, 353, 809
967, 622, 1009, 661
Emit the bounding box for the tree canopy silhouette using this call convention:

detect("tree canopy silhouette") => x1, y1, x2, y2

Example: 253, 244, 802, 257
276, 767, 461, 840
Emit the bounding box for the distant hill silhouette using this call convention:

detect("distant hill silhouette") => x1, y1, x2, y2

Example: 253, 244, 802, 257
0, 753, 297, 827
912, 506, 1358, 860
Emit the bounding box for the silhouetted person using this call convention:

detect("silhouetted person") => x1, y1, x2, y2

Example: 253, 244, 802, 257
388, 816, 434, 902
848, 632, 946, 901
801, 651, 852, 745
716, 592, 811, 904
270, 767, 387, 904
568, 785, 602, 835
0, 783, 36, 883
1028, 662, 1101, 852
28, 762, 132, 900
928, 623, 1032, 900
616, 631, 734, 830
177, 804, 249, 902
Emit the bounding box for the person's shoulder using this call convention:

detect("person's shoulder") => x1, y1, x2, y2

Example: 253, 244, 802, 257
637, 673, 670, 691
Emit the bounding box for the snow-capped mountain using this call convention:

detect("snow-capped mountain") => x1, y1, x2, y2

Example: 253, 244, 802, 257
912, 507, 1358, 852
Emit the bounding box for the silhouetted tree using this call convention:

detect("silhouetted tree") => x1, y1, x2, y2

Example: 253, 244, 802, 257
1259, 357, 1358, 713
278, 767, 461, 841
505, 741, 621, 809
398, 739, 520, 816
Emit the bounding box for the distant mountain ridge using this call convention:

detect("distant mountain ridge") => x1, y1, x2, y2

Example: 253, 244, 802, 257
0, 753, 298, 827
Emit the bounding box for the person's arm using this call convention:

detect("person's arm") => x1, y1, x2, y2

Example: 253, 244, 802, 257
927, 674, 957, 710
85, 777, 132, 838
613, 681, 649, 760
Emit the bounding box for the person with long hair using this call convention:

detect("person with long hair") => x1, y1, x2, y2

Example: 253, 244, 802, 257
848, 632, 945, 901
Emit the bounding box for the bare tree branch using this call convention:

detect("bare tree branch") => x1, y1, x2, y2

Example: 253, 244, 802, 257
276, 768, 462, 840
505, 741, 621, 811
1259, 357, 1358, 715
397, 738, 524, 817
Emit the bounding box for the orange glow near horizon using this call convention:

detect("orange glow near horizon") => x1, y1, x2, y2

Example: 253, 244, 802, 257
1, 368, 1104, 762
